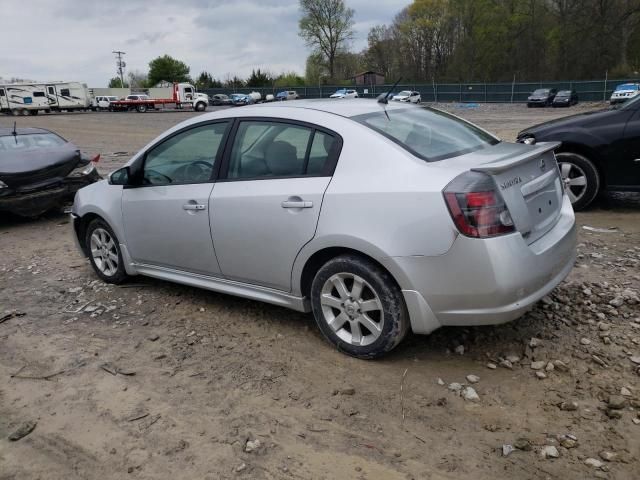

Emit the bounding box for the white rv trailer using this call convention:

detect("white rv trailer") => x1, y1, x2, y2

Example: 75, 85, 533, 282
0, 82, 91, 115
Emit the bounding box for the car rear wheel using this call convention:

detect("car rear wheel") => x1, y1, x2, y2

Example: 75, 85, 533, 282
86, 219, 129, 284
556, 152, 600, 210
311, 254, 409, 359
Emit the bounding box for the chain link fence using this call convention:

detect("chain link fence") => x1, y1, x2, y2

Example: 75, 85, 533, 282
203, 78, 638, 103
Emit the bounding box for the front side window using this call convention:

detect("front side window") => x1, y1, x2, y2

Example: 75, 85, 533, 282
143, 122, 229, 186
353, 107, 499, 162
60, 88, 70, 96
226, 121, 336, 179
0, 89, 5, 97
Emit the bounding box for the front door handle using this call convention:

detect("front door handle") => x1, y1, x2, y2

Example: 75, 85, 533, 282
183, 203, 206, 211
281, 200, 313, 209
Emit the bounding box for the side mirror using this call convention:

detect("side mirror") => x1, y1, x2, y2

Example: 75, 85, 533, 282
109, 166, 130, 186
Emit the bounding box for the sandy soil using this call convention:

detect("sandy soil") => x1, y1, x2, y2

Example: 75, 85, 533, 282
1, 104, 639, 480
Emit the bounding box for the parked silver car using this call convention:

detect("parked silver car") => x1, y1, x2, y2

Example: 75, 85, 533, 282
71, 100, 576, 358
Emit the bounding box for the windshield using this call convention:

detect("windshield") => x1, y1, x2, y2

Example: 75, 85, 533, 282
556, 90, 571, 96
334, 89, 346, 94
532, 89, 549, 95
0, 133, 66, 152
615, 84, 639, 91
353, 107, 499, 162
397, 91, 411, 96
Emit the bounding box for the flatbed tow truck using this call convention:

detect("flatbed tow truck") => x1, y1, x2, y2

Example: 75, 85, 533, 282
108, 82, 209, 113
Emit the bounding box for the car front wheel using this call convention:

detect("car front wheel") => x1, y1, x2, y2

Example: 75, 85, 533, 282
85, 218, 129, 284
556, 152, 600, 210
311, 254, 409, 359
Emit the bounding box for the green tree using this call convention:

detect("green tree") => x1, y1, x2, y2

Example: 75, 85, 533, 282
299, 0, 355, 81
195, 71, 222, 89
108, 77, 128, 88
127, 70, 148, 88
274, 71, 306, 87
246, 69, 274, 87
147, 55, 191, 86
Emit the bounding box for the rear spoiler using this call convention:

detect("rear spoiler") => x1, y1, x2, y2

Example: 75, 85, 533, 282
471, 142, 561, 174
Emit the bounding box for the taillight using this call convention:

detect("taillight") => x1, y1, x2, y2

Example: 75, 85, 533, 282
443, 171, 515, 238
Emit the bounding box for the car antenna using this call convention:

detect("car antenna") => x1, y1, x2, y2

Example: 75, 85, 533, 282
12, 121, 17, 144
378, 77, 402, 105
378, 77, 402, 121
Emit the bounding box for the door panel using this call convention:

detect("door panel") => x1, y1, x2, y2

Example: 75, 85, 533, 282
210, 177, 331, 290
122, 184, 220, 275
617, 108, 640, 188
121, 121, 230, 275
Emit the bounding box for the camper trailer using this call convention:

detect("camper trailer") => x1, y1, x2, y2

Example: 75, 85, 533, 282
0, 82, 91, 115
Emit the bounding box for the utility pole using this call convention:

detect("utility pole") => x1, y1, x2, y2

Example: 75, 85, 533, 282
112, 51, 126, 87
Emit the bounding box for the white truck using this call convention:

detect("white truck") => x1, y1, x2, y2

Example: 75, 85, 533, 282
108, 83, 210, 112
0, 81, 91, 115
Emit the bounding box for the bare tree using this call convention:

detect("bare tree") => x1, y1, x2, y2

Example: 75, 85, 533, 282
299, 0, 355, 81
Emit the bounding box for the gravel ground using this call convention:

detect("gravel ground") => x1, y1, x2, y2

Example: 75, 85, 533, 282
0, 104, 639, 480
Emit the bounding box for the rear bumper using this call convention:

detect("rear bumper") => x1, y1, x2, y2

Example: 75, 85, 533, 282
395, 195, 576, 333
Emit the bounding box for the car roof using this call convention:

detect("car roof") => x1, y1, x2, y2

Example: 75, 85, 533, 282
0, 127, 55, 137
223, 98, 419, 118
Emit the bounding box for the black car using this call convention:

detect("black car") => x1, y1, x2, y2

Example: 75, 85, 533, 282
517, 97, 640, 210
527, 88, 558, 107
209, 94, 232, 106
0, 127, 101, 217
552, 90, 579, 107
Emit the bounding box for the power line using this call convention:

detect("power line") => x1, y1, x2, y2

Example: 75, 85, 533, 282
112, 51, 126, 87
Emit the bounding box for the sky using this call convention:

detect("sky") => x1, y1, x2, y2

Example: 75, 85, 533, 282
0, 0, 409, 87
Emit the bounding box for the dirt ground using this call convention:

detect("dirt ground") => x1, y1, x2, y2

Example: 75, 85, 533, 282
1, 104, 639, 480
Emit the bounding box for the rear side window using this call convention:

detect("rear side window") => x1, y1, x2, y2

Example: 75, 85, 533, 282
33, 91, 45, 97
353, 107, 498, 162
225, 121, 338, 179
60, 88, 70, 96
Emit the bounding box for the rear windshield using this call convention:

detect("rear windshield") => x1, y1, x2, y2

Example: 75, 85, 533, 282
0, 133, 66, 152
352, 107, 499, 162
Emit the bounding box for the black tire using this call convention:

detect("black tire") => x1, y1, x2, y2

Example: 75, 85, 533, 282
195, 102, 206, 112
556, 151, 600, 211
310, 254, 409, 359
527, 103, 532, 108
85, 218, 129, 284
137, 104, 147, 113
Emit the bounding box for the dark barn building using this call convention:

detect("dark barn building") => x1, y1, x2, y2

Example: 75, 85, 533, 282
353, 71, 385, 86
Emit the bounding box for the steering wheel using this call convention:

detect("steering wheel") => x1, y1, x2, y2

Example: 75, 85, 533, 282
183, 160, 213, 182
144, 169, 172, 184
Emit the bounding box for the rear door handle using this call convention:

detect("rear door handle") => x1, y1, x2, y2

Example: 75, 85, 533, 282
281, 200, 313, 209
183, 203, 206, 211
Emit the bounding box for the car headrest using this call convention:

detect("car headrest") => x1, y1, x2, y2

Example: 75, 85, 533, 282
264, 141, 301, 176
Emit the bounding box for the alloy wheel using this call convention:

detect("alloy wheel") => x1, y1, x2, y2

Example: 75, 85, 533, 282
559, 161, 588, 204
90, 228, 119, 276
320, 273, 384, 347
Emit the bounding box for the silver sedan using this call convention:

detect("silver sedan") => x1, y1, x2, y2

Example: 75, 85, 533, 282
71, 100, 576, 359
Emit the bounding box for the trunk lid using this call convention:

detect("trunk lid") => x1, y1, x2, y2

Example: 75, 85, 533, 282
470, 142, 563, 244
